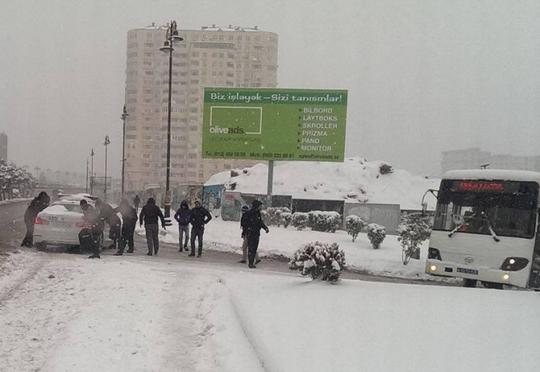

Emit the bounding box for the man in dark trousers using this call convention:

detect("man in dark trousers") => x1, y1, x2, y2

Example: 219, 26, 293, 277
139, 197, 166, 256
188, 200, 212, 257
174, 200, 191, 252
95, 199, 121, 250
79, 199, 103, 259
21, 191, 50, 247
133, 195, 140, 211
242, 200, 269, 268
114, 199, 138, 256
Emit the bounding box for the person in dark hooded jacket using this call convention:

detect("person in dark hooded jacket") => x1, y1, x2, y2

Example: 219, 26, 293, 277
188, 200, 212, 257
21, 191, 50, 247
241, 199, 269, 268
174, 200, 191, 252
139, 197, 165, 256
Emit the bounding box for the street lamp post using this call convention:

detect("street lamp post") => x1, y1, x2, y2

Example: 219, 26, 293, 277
90, 148, 95, 195
160, 20, 183, 218
121, 105, 128, 196
104, 135, 110, 201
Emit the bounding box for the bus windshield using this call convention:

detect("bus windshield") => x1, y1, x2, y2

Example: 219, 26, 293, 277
433, 180, 539, 239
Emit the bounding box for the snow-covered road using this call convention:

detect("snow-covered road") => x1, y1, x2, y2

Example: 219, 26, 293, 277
0, 252, 263, 372
2, 250, 540, 372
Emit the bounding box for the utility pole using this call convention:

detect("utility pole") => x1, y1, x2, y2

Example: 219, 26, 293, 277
121, 105, 128, 196
90, 148, 95, 195
104, 135, 110, 201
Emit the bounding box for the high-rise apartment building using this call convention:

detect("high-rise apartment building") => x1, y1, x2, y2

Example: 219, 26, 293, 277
123, 24, 278, 192
0, 132, 7, 161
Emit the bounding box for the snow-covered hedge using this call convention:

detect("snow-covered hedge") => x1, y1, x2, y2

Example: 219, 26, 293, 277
345, 215, 366, 242
308, 211, 342, 233
264, 207, 292, 227
289, 241, 346, 282
397, 213, 432, 262
366, 223, 386, 249
291, 212, 309, 230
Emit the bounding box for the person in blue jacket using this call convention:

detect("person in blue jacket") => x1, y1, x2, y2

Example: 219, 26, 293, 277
174, 200, 191, 252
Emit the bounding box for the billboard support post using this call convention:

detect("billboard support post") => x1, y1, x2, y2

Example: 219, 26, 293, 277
267, 160, 274, 206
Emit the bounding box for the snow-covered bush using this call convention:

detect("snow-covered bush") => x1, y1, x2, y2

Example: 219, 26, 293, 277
281, 212, 292, 228
397, 213, 432, 261
265, 207, 292, 227
289, 241, 346, 282
345, 215, 366, 242
366, 223, 386, 249
308, 211, 341, 232
291, 212, 309, 230
379, 163, 393, 175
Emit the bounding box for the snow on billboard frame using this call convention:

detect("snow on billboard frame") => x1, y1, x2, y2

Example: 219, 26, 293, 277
202, 88, 347, 162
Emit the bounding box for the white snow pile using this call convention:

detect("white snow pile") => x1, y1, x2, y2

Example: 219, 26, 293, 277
206, 157, 440, 209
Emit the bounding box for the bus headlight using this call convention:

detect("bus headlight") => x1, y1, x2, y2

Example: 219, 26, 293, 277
502, 274, 510, 281
500, 257, 529, 271
429, 265, 438, 272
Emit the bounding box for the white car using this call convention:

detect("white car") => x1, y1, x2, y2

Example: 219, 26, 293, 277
33, 194, 109, 250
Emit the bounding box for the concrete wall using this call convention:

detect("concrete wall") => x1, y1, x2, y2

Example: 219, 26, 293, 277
344, 203, 401, 235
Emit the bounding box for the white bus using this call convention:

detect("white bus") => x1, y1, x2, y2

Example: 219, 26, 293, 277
426, 169, 540, 289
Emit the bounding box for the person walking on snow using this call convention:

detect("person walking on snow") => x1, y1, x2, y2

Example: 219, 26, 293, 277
114, 199, 138, 256
242, 200, 269, 268
239, 205, 260, 264
139, 198, 166, 256
133, 194, 140, 211
174, 200, 191, 252
188, 200, 212, 257
21, 191, 50, 247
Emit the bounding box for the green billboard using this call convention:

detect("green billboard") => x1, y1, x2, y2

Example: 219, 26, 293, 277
202, 88, 347, 162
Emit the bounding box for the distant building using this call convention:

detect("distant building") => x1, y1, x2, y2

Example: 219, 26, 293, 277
0, 132, 7, 161
441, 147, 540, 174
123, 24, 278, 192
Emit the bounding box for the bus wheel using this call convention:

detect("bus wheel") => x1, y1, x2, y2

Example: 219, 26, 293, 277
463, 279, 478, 288
482, 281, 503, 290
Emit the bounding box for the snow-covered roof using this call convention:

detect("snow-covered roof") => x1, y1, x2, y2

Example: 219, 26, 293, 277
205, 157, 440, 210
443, 169, 540, 183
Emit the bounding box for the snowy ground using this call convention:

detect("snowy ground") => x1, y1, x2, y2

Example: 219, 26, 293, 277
141, 217, 437, 280
1, 249, 539, 372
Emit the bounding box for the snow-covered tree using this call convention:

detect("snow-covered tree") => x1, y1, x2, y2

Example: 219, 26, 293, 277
397, 213, 432, 262
366, 223, 386, 249
308, 211, 342, 232
345, 215, 366, 242
289, 241, 346, 282
291, 212, 309, 230
281, 212, 292, 228
0, 160, 35, 200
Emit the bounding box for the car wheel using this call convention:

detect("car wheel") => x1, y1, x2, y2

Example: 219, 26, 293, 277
482, 281, 504, 290
35, 241, 47, 251
463, 279, 477, 288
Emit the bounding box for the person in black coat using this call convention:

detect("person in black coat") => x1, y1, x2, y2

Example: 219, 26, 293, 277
133, 195, 140, 211
188, 200, 212, 257
95, 199, 121, 250
114, 199, 138, 255
241, 200, 269, 268
139, 197, 166, 256
174, 200, 191, 252
21, 191, 50, 247
79, 199, 103, 259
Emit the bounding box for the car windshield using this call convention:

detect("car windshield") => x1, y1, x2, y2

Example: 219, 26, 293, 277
433, 180, 539, 239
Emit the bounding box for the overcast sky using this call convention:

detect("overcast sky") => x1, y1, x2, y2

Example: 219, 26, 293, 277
1, 0, 539, 177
